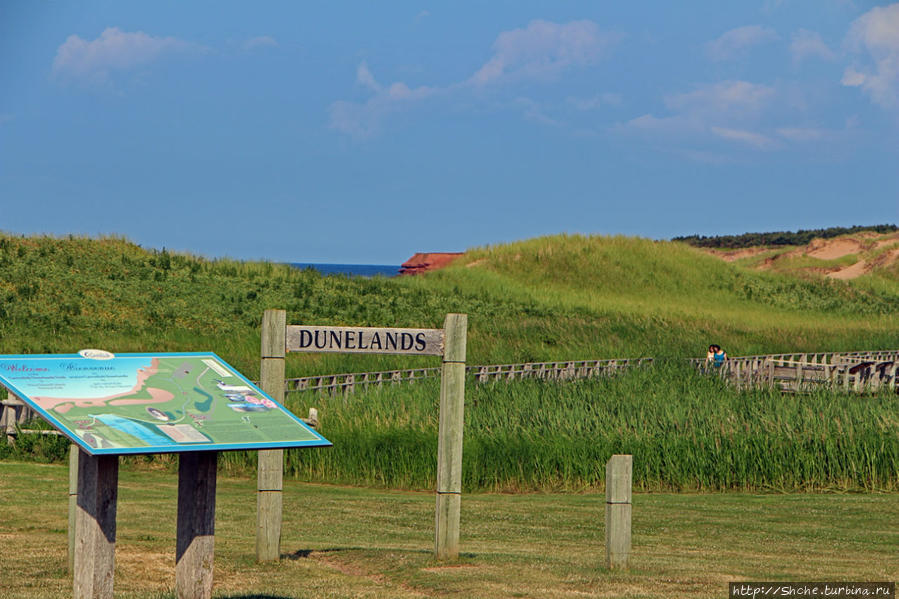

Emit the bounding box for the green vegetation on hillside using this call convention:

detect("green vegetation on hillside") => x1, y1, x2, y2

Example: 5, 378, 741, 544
1, 232, 898, 380
2, 232, 897, 494
673, 224, 898, 248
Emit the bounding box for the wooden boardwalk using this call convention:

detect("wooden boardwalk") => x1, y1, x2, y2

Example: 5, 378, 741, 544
285, 357, 654, 396
703, 350, 899, 393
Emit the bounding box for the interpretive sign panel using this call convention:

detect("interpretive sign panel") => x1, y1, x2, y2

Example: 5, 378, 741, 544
0, 351, 330, 455
286, 325, 445, 356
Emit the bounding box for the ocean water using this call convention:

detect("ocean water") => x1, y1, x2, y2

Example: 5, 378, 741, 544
290, 263, 401, 277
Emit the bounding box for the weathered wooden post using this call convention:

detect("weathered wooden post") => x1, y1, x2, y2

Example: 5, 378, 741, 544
176, 451, 218, 599
68, 444, 79, 573
435, 313, 467, 560
73, 451, 119, 599
257, 308, 286, 562
2, 392, 22, 445
605, 454, 632, 570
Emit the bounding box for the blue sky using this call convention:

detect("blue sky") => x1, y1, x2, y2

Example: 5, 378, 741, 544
1, 1, 897, 263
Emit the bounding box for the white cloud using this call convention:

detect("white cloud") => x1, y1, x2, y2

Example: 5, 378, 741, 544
329, 63, 435, 137
790, 29, 835, 65
623, 113, 693, 135
775, 127, 825, 141
842, 3, 899, 108
665, 80, 775, 117
330, 20, 618, 138
566, 93, 621, 111
356, 62, 381, 93
242, 36, 278, 51
710, 126, 777, 149
620, 81, 792, 152
469, 19, 619, 85
52, 27, 197, 85
513, 97, 560, 126
841, 67, 866, 87
706, 25, 778, 61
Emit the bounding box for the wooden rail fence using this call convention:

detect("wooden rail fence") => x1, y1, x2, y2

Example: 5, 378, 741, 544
283, 357, 654, 396
701, 351, 899, 393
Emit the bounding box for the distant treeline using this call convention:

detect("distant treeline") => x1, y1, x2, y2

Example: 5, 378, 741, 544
673, 225, 898, 249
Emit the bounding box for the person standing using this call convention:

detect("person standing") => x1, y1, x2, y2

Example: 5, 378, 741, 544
706, 344, 727, 368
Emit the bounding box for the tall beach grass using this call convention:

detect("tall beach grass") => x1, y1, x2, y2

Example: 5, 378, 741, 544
261, 363, 898, 492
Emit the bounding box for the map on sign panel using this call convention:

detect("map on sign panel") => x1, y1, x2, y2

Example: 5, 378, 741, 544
0, 352, 331, 455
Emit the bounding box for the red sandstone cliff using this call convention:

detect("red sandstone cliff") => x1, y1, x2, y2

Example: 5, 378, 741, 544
399, 252, 463, 275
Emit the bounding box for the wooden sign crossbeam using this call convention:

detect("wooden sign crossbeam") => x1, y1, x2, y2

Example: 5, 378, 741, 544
286, 325, 445, 356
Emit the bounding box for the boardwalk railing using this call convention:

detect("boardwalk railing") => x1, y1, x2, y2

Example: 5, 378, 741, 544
284, 357, 654, 396
1, 396, 62, 443
696, 350, 899, 393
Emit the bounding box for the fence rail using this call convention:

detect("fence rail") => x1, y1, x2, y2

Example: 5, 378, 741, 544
283, 357, 654, 396
698, 351, 899, 393
1, 397, 63, 443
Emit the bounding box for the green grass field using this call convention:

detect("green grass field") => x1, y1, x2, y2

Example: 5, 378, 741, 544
1, 461, 896, 599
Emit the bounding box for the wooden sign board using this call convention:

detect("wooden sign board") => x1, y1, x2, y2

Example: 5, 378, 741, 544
286, 325, 445, 356
0, 352, 330, 456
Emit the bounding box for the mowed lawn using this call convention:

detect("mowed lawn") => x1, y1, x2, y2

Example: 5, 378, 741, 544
1, 461, 896, 598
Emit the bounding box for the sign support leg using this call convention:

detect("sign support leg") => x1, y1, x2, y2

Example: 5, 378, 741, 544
68, 444, 79, 574
435, 313, 467, 560
176, 451, 218, 599
73, 451, 119, 599
257, 309, 286, 561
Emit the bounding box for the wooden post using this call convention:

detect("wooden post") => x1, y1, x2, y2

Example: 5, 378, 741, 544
3, 393, 21, 445
73, 451, 119, 599
435, 313, 467, 560
605, 454, 632, 570
0, 399, 9, 445
257, 309, 286, 562
176, 451, 218, 599
68, 444, 79, 574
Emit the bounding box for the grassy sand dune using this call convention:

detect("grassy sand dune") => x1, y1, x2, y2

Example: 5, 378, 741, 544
1, 232, 897, 378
